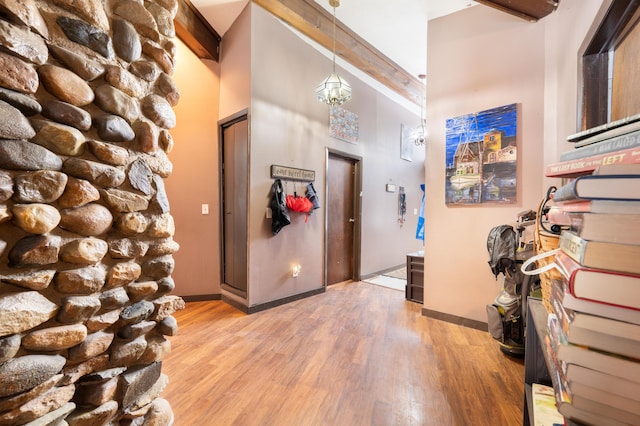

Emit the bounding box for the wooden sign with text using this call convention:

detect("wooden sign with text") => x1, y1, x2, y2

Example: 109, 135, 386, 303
270, 165, 315, 182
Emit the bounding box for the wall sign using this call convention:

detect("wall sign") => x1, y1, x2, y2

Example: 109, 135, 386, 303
270, 165, 315, 182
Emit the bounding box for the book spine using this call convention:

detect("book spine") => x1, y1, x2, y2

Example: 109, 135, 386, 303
560, 129, 640, 161
558, 232, 586, 265
547, 206, 574, 226
545, 145, 640, 178
550, 283, 575, 342
551, 180, 580, 202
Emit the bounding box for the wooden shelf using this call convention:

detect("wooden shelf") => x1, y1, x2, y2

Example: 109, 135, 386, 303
524, 298, 583, 426
405, 252, 424, 303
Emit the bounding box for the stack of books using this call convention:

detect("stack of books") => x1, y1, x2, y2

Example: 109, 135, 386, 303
541, 141, 640, 425
545, 113, 640, 179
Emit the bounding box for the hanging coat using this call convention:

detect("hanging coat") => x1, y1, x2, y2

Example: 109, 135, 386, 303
270, 179, 290, 235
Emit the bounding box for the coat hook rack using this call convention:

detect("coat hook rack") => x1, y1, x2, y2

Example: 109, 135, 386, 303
270, 165, 315, 182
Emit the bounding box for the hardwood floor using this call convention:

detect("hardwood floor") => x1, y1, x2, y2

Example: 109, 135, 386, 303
162, 282, 524, 425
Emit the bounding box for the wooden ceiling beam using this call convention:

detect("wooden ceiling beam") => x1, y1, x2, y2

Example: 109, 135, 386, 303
175, 0, 221, 61
474, 0, 560, 22
253, 0, 424, 106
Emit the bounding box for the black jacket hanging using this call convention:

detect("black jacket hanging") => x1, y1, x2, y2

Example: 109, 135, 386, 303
270, 179, 290, 235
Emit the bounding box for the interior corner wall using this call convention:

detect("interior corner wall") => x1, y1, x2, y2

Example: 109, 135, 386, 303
424, 0, 608, 323
219, 4, 251, 121
166, 41, 221, 297
247, 4, 425, 307
542, 0, 610, 188
424, 5, 546, 322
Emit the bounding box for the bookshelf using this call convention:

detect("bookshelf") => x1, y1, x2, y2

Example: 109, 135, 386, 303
523, 298, 551, 426
405, 252, 424, 303
523, 298, 581, 426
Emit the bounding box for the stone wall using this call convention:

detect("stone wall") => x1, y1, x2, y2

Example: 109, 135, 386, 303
0, 0, 184, 424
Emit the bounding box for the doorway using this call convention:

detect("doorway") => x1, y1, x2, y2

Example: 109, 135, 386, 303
220, 112, 248, 299
325, 150, 362, 285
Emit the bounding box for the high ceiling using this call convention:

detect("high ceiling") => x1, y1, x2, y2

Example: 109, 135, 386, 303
185, 0, 558, 107
189, 0, 478, 79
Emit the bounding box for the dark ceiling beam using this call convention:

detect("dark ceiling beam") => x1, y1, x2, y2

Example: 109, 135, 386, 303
474, 0, 560, 22
253, 0, 424, 106
175, 0, 221, 61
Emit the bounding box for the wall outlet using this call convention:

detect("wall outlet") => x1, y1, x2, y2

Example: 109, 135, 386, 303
292, 265, 301, 278
266, 207, 272, 219
201, 204, 209, 215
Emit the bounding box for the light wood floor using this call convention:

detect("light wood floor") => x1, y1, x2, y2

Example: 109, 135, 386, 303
162, 281, 524, 425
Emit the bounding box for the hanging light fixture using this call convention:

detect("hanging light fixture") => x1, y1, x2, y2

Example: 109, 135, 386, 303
316, 0, 352, 106
410, 74, 427, 146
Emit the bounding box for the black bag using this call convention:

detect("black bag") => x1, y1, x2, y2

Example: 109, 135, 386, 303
305, 182, 320, 211
486, 224, 516, 279
270, 179, 290, 235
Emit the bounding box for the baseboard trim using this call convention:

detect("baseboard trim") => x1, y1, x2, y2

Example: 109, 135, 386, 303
237, 287, 326, 314
361, 264, 405, 281
421, 308, 487, 331
181, 294, 222, 303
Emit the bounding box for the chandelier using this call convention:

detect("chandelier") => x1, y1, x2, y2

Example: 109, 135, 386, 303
410, 74, 427, 146
316, 0, 352, 106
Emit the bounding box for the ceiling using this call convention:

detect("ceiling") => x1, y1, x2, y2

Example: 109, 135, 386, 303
186, 0, 558, 106
189, 0, 478, 80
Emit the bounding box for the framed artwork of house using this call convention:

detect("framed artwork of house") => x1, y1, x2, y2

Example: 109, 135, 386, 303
445, 103, 517, 205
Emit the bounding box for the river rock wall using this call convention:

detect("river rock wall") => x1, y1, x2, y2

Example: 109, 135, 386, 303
0, 0, 184, 424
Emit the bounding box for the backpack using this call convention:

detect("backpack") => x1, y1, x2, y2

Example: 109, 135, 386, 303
486, 224, 516, 279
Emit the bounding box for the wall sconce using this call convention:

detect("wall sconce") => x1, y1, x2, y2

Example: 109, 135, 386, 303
292, 264, 302, 278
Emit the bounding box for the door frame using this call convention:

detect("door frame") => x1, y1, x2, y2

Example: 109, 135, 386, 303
324, 148, 363, 286
218, 109, 250, 301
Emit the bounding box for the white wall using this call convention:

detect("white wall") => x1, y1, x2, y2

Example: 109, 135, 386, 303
424, 0, 607, 322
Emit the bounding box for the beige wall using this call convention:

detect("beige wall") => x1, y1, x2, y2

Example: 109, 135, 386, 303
168, 4, 425, 305
424, 0, 606, 322
247, 4, 425, 306
166, 40, 221, 297
220, 3, 251, 120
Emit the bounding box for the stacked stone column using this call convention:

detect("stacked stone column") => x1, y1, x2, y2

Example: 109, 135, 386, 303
0, 0, 184, 424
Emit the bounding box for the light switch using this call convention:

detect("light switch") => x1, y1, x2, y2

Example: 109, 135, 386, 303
201, 204, 209, 215
414, 208, 418, 215
266, 207, 272, 218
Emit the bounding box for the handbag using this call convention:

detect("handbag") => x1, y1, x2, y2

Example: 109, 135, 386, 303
269, 179, 290, 235
305, 182, 321, 211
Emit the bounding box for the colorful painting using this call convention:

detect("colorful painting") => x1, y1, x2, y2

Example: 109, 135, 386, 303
445, 103, 517, 205
330, 106, 359, 143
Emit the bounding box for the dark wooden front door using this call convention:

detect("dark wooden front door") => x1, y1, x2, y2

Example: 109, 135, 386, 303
326, 153, 357, 285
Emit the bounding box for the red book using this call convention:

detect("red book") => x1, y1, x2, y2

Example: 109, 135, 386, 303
551, 277, 640, 325
554, 250, 640, 311
549, 280, 640, 359
545, 145, 640, 178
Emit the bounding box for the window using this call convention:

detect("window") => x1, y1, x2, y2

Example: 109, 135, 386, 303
580, 0, 640, 130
